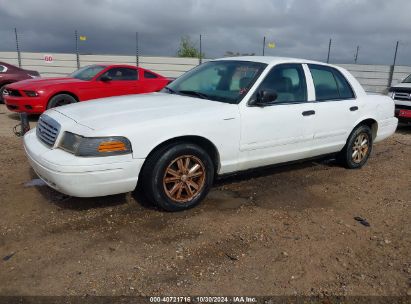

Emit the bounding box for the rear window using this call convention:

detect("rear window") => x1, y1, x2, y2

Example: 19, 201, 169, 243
309, 64, 354, 101
144, 71, 158, 79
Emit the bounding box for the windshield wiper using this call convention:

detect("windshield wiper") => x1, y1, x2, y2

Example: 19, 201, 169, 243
178, 90, 210, 100
162, 86, 178, 94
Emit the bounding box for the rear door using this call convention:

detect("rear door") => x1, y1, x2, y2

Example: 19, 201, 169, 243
307, 64, 359, 155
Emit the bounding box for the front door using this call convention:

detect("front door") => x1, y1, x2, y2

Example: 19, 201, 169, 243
93, 67, 139, 99
239, 63, 316, 170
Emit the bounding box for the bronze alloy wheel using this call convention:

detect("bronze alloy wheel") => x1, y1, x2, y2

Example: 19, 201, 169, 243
351, 132, 369, 163
163, 155, 206, 203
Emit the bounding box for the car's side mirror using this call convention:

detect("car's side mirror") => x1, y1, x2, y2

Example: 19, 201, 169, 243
252, 89, 278, 106
100, 75, 112, 82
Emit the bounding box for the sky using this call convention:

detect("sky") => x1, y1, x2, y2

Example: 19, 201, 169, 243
0, 0, 411, 65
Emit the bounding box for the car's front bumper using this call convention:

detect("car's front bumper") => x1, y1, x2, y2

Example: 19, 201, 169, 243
4, 95, 45, 114
24, 129, 144, 197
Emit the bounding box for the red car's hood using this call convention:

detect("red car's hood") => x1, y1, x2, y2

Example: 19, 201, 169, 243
7, 77, 85, 90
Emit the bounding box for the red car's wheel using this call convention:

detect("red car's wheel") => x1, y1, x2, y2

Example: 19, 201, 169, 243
47, 94, 77, 109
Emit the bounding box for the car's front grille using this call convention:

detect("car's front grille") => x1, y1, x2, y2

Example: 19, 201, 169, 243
394, 92, 411, 101
36, 115, 61, 147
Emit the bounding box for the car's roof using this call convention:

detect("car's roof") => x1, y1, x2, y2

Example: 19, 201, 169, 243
213, 56, 328, 66
92, 63, 139, 68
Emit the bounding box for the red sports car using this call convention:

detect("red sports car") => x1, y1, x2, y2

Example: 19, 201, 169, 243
3, 64, 169, 114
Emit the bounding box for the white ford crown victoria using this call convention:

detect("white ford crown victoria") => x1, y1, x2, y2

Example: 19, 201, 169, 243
24, 57, 398, 211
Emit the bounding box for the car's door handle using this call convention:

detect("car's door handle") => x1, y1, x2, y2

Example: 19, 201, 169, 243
350, 106, 359, 111
302, 110, 315, 116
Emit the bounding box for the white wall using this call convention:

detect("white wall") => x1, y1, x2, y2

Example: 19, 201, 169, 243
1, 51, 410, 93
0, 52, 199, 79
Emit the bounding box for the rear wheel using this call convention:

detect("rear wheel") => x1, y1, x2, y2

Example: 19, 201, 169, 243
338, 125, 372, 169
47, 94, 77, 109
141, 143, 214, 211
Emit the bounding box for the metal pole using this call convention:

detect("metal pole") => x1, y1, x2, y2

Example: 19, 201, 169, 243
354, 45, 359, 64
392, 41, 399, 66
14, 28, 21, 68
135, 32, 139, 67
199, 34, 202, 64
388, 41, 399, 87
262, 36, 266, 56
75, 30, 80, 69
326, 38, 332, 63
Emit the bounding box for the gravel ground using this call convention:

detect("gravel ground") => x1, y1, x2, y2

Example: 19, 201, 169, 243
0, 104, 410, 297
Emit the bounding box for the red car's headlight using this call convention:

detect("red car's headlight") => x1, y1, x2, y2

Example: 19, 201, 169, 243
24, 90, 39, 97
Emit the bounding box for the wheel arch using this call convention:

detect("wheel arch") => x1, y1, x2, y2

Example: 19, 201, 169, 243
354, 118, 378, 141
47, 91, 79, 106
140, 135, 221, 177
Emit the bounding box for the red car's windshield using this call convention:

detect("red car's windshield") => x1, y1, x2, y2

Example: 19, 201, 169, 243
70, 65, 106, 80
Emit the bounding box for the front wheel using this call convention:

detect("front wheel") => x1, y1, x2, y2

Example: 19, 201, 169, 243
338, 125, 373, 169
141, 143, 214, 211
0, 84, 7, 103
47, 94, 77, 109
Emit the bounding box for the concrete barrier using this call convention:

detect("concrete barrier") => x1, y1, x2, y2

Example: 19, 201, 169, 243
1, 51, 410, 93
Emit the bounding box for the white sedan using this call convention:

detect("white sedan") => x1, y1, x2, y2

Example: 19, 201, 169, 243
24, 57, 398, 211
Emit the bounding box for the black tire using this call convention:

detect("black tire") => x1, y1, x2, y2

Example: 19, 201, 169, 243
47, 94, 77, 109
141, 143, 214, 211
0, 84, 8, 103
338, 125, 373, 169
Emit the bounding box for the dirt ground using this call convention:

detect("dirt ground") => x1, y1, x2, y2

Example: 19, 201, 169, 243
0, 104, 410, 297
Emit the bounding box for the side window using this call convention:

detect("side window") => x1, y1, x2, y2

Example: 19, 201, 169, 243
309, 65, 354, 101
333, 70, 355, 99
256, 64, 307, 103
101, 68, 137, 81
0, 65, 7, 73
144, 71, 158, 79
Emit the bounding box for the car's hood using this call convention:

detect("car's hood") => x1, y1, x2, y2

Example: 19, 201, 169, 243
392, 82, 411, 89
8, 77, 83, 89
50, 92, 238, 131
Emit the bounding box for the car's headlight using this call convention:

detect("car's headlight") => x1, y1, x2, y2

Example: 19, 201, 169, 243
24, 90, 39, 97
388, 91, 395, 98
59, 132, 132, 157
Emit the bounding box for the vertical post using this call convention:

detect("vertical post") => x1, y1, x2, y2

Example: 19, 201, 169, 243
388, 41, 399, 87
354, 45, 359, 64
326, 38, 332, 63
75, 30, 80, 69
262, 36, 266, 56
135, 32, 139, 67
199, 34, 202, 64
14, 28, 22, 68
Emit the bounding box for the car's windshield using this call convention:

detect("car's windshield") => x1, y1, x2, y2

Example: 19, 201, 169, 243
402, 74, 411, 83
163, 60, 267, 104
70, 65, 106, 80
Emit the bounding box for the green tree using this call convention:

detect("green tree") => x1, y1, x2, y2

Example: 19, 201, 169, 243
177, 36, 204, 58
